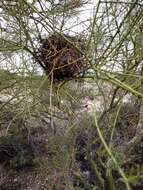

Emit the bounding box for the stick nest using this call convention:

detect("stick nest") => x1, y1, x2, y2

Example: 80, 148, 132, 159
36, 34, 87, 81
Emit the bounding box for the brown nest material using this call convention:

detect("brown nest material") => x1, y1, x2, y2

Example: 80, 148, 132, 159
36, 34, 87, 81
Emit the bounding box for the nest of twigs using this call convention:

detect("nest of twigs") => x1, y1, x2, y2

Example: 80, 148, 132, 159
36, 34, 87, 81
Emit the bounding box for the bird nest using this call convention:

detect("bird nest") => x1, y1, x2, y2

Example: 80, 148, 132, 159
36, 34, 87, 81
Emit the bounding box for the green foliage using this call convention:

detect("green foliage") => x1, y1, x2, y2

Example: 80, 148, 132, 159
0, 0, 143, 189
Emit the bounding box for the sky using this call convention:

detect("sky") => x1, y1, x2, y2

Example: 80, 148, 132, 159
64, 0, 97, 34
